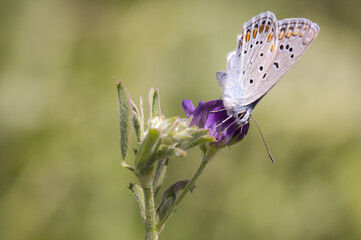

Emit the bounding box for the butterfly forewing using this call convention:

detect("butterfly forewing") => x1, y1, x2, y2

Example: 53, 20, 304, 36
236, 12, 279, 104
228, 12, 276, 74
240, 18, 319, 105
224, 12, 319, 107
239, 12, 278, 75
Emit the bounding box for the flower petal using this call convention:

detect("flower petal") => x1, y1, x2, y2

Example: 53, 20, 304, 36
182, 99, 195, 117
236, 123, 249, 141
182, 98, 249, 148
190, 100, 221, 127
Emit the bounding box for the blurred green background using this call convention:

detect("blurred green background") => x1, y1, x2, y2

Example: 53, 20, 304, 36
1, 0, 361, 239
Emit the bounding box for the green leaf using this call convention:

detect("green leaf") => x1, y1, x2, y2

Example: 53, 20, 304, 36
155, 145, 188, 159
135, 129, 161, 173
131, 100, 143, 143
184, 136, 215, 150
153, 159, 168, 197
128, 183, 145, 221
115, 79, 133, 168
167, 147, 187, 157
139, 96, 145, 128
149, 88, 161, 118
189, 128, 210, 138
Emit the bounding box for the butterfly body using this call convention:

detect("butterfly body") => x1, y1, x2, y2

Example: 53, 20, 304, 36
217, 11, 319, 125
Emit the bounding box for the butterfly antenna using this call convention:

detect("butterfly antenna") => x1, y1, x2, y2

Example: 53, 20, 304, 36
250, 115, 275, 163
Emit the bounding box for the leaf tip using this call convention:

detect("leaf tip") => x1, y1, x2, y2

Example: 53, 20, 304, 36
113, 77, 121, 86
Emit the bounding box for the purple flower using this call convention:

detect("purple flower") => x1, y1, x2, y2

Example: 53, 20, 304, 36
182, 99, 249, 148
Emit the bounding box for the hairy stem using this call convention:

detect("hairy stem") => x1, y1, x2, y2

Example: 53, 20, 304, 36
143, 186, 158, 240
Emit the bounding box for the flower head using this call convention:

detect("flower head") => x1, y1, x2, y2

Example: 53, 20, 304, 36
182, 99, 249, 148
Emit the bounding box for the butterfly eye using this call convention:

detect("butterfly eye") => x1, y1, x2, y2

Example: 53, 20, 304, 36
237, 112, 246, 119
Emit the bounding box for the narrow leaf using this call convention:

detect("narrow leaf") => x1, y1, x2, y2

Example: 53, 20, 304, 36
184, 136, 216, 149
115, 79, 132, 165
149, 88, 161, 118
135, 129, 161, 172
189, 128, 210, 138
131, 101, 143, 142
167, 147, 187, 157
139, 96, 145, 128
153, 159, 168, 197
155, 145, 188, 159
128, 183, 145, 221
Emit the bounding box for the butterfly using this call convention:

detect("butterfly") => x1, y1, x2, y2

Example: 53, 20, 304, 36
217, 11, 319, 125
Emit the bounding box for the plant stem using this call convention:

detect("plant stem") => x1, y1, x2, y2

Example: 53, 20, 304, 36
156, 151, 215, 232
143, 186, 158, 240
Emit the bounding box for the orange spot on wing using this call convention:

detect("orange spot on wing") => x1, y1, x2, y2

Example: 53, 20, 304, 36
253, 28, 257, 38
293, 30, 298, 36
286, 31, 292, 38
259, 25, 264, 33
238, 41, 242, 48
245, 31, 250, 42
278, 32, 284, 39
267, 33, 273, 42
270, 43, 274, 52
265, 25, 270, 32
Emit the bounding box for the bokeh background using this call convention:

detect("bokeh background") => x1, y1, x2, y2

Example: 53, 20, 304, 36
1, 0, 360, 239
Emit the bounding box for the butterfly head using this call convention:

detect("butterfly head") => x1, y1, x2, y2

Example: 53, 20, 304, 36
223, 96, 255, 125
231, 106, 253, 125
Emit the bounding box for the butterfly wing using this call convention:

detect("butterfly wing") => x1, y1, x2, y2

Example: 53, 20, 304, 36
219, 12, 319, 107
219, 12, 279, 106
236, 15, 320, 106
237, 11, 278, 78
